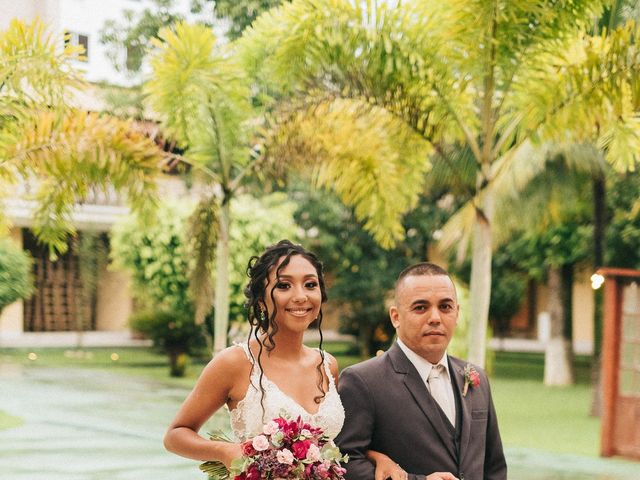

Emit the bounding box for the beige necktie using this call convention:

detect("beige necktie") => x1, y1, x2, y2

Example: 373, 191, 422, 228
427, 364, 455, 426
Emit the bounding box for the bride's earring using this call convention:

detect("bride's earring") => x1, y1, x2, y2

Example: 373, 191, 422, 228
259, 309, 267, 324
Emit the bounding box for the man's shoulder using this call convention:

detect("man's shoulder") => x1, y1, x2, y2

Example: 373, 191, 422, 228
341, 351, 389, 378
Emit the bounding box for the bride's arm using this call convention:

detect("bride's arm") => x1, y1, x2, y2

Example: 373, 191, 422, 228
163, 347, 245, 468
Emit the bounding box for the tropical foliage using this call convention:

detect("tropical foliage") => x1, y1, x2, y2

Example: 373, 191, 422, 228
0, 238, 33, 312
110, 195, 298, 350
0, 19, 164, 255
238, 0, 640, 366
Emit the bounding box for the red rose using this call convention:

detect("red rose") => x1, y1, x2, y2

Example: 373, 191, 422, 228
241, 441, 256, 456
245, 465, 260, 480
291, 439, 311, 459
470, 371, 480, 388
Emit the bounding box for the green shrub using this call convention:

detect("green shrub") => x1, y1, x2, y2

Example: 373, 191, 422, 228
129, 309, 205, 376
0, 238, 34, 311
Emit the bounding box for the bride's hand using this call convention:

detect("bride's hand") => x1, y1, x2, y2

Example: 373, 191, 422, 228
367, 450, 408, 480
220, 442, 243, 469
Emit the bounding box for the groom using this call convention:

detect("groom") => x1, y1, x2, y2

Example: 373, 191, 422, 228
336, 263, 507, 480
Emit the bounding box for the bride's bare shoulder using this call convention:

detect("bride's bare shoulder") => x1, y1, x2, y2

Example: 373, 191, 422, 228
199, 345, 251, 379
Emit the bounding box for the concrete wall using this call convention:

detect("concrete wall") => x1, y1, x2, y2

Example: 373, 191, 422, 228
95, 266, 132, 331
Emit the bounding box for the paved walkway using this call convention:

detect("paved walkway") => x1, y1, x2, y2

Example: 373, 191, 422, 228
0, 364, 638, 480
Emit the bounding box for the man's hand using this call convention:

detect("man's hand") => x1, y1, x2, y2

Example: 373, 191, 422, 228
425, 473, 458, 480
366, 450, 408, 480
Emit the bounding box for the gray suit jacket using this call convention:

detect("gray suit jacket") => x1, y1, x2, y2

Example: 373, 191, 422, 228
335, 343, 507, 480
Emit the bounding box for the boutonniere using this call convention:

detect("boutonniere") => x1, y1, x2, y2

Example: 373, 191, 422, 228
463, 364, 480, 397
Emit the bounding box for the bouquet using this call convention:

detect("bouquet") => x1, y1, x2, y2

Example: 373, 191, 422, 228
200, 415, 348, 480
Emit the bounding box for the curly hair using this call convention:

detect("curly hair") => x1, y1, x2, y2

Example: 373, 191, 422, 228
243, 239, 329, 417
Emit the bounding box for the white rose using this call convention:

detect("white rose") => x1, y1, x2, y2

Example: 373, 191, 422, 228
252, 434, 270, 451
306, 444, 321, 463
276, 448, 294, 465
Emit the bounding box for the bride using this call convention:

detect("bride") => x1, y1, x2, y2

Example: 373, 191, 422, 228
164, 239, 404, 479
164, 240, 343, 467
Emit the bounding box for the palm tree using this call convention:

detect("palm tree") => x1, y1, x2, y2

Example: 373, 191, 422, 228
145, 22, 260, 353
237, 0, 640, 366
144, 21, 428, 352
0, 19, 164, 254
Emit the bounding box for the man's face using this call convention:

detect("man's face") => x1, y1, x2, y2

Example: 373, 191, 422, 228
390, 274, 459, 364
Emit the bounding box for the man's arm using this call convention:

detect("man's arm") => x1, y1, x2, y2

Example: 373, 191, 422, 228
483, 381, 507, 480
335, 367, 377, 480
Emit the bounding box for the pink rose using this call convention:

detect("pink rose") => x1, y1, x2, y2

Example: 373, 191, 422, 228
292, 439, 311, 459
263, 420, 280, 435
305, 443, 321, 462
316, 463, 330, 479
252, 434, 270, 451
276, 448, 294, 465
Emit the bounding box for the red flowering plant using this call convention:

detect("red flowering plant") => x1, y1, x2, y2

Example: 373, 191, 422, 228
200, 415, 348, 480
462, 364, 481, 397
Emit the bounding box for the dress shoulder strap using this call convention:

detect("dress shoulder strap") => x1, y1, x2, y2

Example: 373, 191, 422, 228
234, 342, 255, 364
318, 348, 335, 382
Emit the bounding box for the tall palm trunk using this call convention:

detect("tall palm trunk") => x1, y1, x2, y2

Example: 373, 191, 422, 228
591, 174, 606, 415
544, 266, 575, 386
467, 190, 494, 367
213, 201, 231, 354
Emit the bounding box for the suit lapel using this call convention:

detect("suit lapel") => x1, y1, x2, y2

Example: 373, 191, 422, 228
450, 358, 471, 465
387, 344, 457, 460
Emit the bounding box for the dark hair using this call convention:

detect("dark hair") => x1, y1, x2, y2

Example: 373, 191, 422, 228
243, 239, 328, 415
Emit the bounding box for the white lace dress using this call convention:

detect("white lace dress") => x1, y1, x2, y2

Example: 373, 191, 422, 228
229, 343, 345, 441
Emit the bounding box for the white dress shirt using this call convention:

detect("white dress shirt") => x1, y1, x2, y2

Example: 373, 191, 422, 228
397, 338, 456, 425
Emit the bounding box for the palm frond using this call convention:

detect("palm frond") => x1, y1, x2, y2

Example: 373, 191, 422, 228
238, 0, 473, 145
506, 21, 640, 170
145, 22, 252, 175
264, 96, 432, 248
0, 19, 84, 116
0, 109, 163, 254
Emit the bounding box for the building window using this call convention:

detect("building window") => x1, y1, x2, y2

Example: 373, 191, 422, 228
65, 31, 89, 61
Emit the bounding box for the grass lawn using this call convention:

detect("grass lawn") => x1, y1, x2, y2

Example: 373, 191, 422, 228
492, 351, 600, 457
0, 345, 603, 457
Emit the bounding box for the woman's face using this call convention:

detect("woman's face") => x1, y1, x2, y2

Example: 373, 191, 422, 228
263, 254, 322, 334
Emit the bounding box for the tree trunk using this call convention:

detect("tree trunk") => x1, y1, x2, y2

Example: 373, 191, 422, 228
467, 191, 494, 368
358, 321, 372, 359
591, 174, 606, 415
544, 266, 574, 386
213, 201, 231, 354
168, 349, 188, 377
